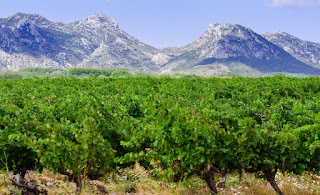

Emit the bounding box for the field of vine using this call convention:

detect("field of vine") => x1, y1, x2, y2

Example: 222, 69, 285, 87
0, 76, 320, 194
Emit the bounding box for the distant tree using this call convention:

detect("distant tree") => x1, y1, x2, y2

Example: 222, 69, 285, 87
67, 68, 131, 78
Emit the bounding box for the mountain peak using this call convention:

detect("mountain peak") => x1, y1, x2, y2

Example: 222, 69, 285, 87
2, 12, 52, 29
7, 12, 47, 22
88, 14, 110, 20
261, 32, 303, 43
208, 23, 248, 30
274, 31, 292, 37
262, 32, 296, 39
205, 23, 253, 38
260, 32, 271, 36
208, 23, 218, 29
84, 14, 118, 28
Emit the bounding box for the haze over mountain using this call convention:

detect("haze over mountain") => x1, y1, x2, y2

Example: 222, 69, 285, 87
1, 13, 320, 76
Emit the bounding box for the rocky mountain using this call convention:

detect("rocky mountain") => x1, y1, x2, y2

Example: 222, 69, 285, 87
0, 13, 158, 71
1, 13, 320, 76
261, 32, 320, 68
158, 23, 320, 76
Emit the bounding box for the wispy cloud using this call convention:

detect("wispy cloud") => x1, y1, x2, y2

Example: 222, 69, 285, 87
266, 0, 320, 7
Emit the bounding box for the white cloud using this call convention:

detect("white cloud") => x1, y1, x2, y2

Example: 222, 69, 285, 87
266, 0, 320, 7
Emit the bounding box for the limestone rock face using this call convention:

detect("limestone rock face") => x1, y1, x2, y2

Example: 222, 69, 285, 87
262, 32, 320, 68
160, 23, 320, 75
1, 13, 320, 76
0, 13, 158, 71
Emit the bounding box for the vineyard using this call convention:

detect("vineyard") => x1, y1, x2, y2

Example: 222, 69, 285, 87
0, 76, 320, 194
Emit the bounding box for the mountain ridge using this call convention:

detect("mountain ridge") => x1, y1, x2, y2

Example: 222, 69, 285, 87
261, 31, 320, 68
1, 13, 320, 76
159, 23, 320, 75
0, 13, 159, 71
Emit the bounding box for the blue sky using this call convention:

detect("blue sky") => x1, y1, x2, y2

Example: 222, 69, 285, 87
0, 0, 319, 48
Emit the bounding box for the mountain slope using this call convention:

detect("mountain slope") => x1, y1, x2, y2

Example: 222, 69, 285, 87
73, 15, 159, 71
261, 32, 320, 68
0, 13, 159, 71
160, 23, 320, 75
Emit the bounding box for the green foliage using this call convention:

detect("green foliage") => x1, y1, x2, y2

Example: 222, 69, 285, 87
67, 68, 131, 78
0, 73, 23, 79
1, 76, 320, 193
19, 68, 65, 74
